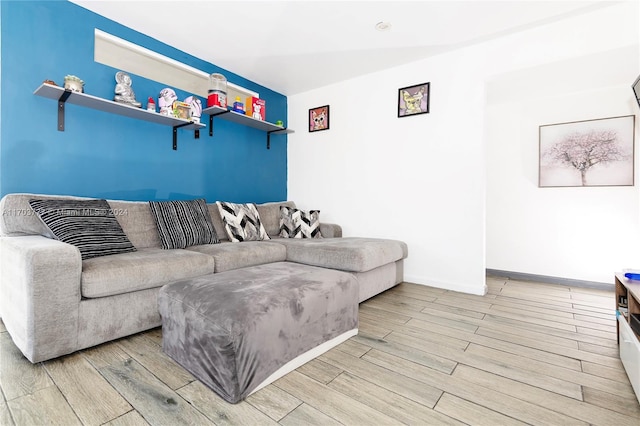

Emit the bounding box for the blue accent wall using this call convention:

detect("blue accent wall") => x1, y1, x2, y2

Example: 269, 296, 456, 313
0, 1, 287, 202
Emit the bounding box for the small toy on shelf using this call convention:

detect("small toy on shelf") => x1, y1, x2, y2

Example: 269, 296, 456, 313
207, 73, 227, 108
113, 71, 141, 107
158, 88, 177, 116
147, 97, 156, 112
172, 101, 191, 120
184, 96, 202, 123
63, 75, 84, 93
232, 97, 245, 114
246, 96, 265, 120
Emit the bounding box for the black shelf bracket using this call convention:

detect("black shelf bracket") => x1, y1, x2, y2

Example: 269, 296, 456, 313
266, 128, 287, 150
208, 110, 231, 137
173, 122, 195, 150
57, 89, 72, 131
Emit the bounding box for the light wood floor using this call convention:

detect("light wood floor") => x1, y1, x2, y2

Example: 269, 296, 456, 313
1, 276, 640, 425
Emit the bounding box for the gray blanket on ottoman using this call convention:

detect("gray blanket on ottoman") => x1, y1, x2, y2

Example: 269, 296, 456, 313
158, 262, 358, 403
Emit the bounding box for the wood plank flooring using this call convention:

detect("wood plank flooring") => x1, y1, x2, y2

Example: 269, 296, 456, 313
1, 276, 639, 425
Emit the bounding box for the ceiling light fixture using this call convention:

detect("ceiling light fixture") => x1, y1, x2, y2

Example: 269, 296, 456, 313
375, 21, 392, 31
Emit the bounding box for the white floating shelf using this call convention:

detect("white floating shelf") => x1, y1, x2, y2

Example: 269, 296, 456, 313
34, 83, 204, 150
34, 83, 205, 131
202, 105, 289, 132
202, 105, 293, 149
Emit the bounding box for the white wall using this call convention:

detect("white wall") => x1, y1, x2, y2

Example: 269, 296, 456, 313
485, 33, 640, 280
287, 47, 488, 295
288, 1, 639, 294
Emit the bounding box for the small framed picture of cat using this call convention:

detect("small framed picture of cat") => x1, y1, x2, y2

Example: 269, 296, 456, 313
309, 105, 330, 132
398, 82, 430, 117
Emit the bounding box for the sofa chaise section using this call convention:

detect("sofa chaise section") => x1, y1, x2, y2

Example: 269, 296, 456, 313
275, 237, 408, 302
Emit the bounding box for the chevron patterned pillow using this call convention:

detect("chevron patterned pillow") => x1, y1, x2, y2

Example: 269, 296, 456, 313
279, 206, 322, 239
299, 209, 322, 238
28, 198, 137, 260
216, 201, 270, 242
279, 206, 303, 238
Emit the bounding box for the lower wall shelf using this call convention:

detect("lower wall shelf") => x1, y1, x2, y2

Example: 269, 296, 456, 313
203, 105, 294, 149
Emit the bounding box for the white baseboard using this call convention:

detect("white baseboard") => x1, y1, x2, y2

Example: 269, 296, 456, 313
486, 269, 613, 290
248, 328, 358, 396
403, 274, 487, 296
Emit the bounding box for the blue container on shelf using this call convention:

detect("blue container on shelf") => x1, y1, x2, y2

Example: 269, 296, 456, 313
232, 96, 245, 114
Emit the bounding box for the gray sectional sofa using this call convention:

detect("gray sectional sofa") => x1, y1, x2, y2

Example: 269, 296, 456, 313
0, 193, 407, 363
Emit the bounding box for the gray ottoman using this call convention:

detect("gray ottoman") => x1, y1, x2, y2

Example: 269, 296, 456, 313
158, 262, 358, 403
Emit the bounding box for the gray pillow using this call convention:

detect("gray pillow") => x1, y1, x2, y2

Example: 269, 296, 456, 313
28, 198, 137, 260
149, 199, 219, 249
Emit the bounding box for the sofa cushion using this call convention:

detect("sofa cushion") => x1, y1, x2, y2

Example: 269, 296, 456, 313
149, 199, 219, 249
108, 200, 162, 249
28, 198, 137, 260
186, 241, 287, 273
81, 248, 216, 298
0, 194, 163, 249
1, 193, 90, 238
279, 206, 322, 239
216, 202, 270, 242
275, 237, 408, 273
256, 201, 296, 236
206, 203, 229, 242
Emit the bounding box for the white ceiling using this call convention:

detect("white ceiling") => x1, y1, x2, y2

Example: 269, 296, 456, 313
70, 0, 615, 96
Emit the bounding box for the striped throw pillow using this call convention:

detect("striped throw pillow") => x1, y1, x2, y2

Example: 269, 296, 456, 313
148, 199, 219, 249
28, 199, 137, 260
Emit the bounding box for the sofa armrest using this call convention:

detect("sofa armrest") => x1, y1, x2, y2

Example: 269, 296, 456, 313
0, 235, 82, 362
320, 223, 342, 238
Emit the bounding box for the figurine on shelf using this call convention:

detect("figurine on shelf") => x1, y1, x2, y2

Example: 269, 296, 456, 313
172, 101, 191, 120
158, 88, 177, 116
113, 71, 142, 108
64, 75, 84, 92
184, 96, 202, 123
146, 97, 156, 112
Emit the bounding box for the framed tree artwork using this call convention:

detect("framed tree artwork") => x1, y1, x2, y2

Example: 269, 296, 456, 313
309, 105, 329, 132
539, 115, 635, 187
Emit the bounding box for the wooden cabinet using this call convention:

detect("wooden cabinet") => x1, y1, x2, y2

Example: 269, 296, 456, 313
615, 273, 640, 403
